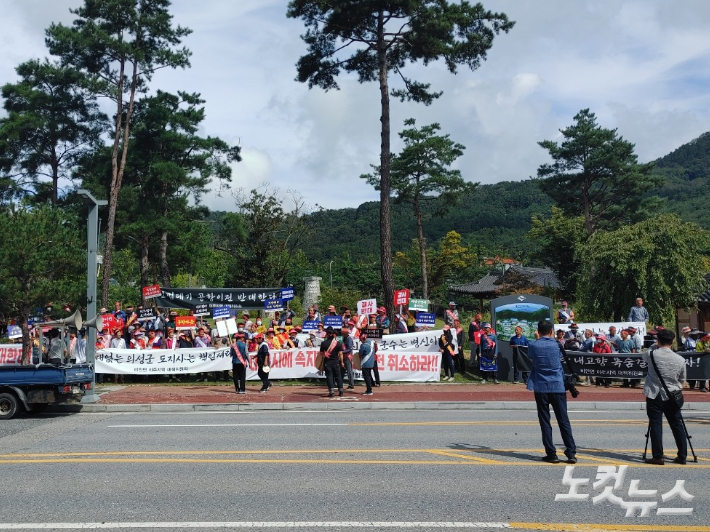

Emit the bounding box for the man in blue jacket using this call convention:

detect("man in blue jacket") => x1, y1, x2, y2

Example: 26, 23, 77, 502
527, 319, 577, 464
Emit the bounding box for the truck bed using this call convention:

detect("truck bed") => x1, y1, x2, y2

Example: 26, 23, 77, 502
0, 364, 94, 386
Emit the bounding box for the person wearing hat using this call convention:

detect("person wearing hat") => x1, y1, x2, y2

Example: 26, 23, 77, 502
526, 319, 578, 464
231, 333, 249, 394
679, 326, 700, 391
592, 333, 612, 387
241, 311, 253, 331
445, 302, 459, 327
510, 325, 530, 384
340, 323, 356, 390
319, 326, 344, 397
479, 322, 498, 384
255, 332, 272, 393
266, 327, 278, 349
563, 323, 582, 343
359, 330, 376, 396
695, 335, 710, 393
375, 306, 390, 333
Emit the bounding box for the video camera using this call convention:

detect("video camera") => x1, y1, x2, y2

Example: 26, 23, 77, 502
559, 345, 580, 399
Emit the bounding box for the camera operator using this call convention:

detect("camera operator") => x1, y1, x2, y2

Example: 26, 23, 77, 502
527, 319, 577, 464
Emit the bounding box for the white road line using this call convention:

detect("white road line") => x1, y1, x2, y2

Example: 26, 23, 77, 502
107, 423, 348, 428
0, 522, 512, 529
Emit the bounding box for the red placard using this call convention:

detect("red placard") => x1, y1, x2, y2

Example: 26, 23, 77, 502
142, 284, 162, 299
175, 316, 196, 330
101, 315, 117, 332
394, 289, 410, 306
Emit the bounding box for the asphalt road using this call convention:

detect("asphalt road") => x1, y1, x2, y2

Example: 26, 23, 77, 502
0, 407, 708, 531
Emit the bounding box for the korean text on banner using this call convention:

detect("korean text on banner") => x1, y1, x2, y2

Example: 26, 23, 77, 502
264, 298, 284, 312
357, 299, 377, 316
415, 312, 436, 327
302, 320, 319, 331
324, 315, 343, 328
142, 284, 161, 299
394, 289, 410, 306
281, 288, 295, 301
194, 304, 210, 317
212, 306, 231, 319
175, 316, 196, 330
408, 298, 428, 312
6, 325, 22, 339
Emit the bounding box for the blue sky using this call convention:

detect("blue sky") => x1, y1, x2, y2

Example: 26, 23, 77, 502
2, 0, 709, 211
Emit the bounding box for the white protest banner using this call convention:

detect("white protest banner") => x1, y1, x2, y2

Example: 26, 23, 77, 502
226, 318, 238, 336
95, 330, 444, 382
216, 320, 228, 338
0, 345, 23, 365
555, 321, 647, 338
357, 298, 377, 315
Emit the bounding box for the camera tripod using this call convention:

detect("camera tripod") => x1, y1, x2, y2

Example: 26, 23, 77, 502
642, 403, 698, 463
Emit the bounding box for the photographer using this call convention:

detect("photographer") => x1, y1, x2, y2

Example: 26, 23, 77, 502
527, 320, 577, 464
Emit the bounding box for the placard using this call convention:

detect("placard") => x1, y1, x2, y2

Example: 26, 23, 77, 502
415, 312, 436, 327
142, 284, 161, 299
175, 316, 196, 330
302, 320, 319, 331
363, 328, 383, 339
6, 325, 22, 339
212, 306, 231, 319
101, 315, 117, 331
193, 304, 210, 317
408, 298, 428, 312
394, 289, 410, 306
324, 315, 343, 328
280, 288, 295, 301
357, 298, 377, 315
264, 298, 284, 312
137, 308, 156, 321
226, 318, 238, 336
216, 320, 228, 338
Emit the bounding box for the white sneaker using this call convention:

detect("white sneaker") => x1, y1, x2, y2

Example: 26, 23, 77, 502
480, 379, 487, 384
448, 376, 455, 381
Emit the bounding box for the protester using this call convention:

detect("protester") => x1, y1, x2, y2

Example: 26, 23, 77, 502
359, 330, 375, 396
592, 334, 612, 388
340, 324, 355, 390
375, 307, 390, 333
231, 332, 249, 394
479, 322, 498, 384
557, 301, 575, 324
527, 320, 577, 464
643, 328, 687, 465
319, 326, 344, 397
694, 334, 710, 393
444, 302, 459, 327
510, 325, 529, 384
439, 325, 456, 382
468, 313, 482, 373
628, 297, 650, 323
680, 326, 701, 392
453, 319, 466, 374
255, 332, 271, 393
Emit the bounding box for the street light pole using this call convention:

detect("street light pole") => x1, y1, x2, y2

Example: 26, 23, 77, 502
78, 189, 107, 403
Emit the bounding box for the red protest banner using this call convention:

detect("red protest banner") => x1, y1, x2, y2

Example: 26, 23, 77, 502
175, 316, 196, 330
142, 284, 162, 299
394, 289, 410, 306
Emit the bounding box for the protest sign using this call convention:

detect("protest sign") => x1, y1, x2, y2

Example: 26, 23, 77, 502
415, 312, 436, 328
175, 316, 196, 330
212, 307, 231, 319
6, 325, 22, 339
142, 284, 161, 299
394, 289, 410, 306
137, 308, 156, 322
408, 298, 428, 312
324, 315, 343, 328
193, 304, 210, 317
280, 288, 295, 301
302, 320, 319, 331
264, 298, 284, 312
357, 299, 377, 316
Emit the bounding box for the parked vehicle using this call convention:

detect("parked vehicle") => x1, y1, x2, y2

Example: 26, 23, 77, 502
0, 364, 94, 420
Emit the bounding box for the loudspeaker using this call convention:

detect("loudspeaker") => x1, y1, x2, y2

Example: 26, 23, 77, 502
81, 314, 103, 333
43, 309, 83, 330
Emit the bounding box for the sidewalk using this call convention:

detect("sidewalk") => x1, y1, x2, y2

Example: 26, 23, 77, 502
55, 381, 710, 413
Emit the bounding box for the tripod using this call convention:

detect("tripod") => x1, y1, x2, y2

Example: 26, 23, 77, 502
642, 403, 698, 463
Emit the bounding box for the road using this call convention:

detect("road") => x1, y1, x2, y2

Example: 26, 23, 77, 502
0, 407, 708, 531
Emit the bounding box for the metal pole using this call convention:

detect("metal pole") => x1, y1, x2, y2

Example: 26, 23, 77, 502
78, 190, 107, 403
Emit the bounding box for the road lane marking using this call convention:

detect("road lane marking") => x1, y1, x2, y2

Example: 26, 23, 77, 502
106, 423, 347, 428
509, 523, 710, 531
426, 449, 506, 464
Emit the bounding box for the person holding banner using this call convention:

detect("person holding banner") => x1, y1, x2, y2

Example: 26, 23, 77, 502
340, 324, 356, 390
439, 325, 457, 381
359, 331, 375, 395
320, 326, 344, 397
255, 333, 272, 393
510, 325, 530, 384
231, 333, 249, 394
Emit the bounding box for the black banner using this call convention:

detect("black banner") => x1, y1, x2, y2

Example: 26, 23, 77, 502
153, 288, 281, 311
517, 347, 710, 380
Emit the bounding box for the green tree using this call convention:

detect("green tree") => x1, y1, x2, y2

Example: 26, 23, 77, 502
536, 108, 662, 236
527, 207, 586, 296
0, 205, 84, 364
288, 0, 513, 322
363, 118, 473, 299
576, 214, 707, 325
0, 58, 104, 205
46, 0, 192, 307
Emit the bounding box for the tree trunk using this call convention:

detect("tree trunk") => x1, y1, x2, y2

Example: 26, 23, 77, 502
50, 145, 59, 205
414, 196, 428, 300
21, 318, 31, 366
140, 235, 150, 300
160, 229, 171, 288
377, 10, 395, 325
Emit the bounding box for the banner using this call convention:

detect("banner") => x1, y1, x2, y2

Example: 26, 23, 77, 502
415, 312, 436, 328
302, 320, 319, 331
564, 350, 710, 380
357, 298, 377, 316
194, 304, 210, 317
175, 316, 196, 330
0, 345, 23, 364
95, 329, 443, 381
408, 298, 428, 312
212, 307, 231, 319
280, 288, 295, 301
142, 284, 161, 299
394, 289, 410, 306
7, 325, 22, 339
264, 298, 284, 312
137, 308, 156, 322
555, 321, 647, 338
153, 287, 281, 311
323, 315, 343, 328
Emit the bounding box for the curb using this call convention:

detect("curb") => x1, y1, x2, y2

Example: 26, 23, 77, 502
49, 400, 710, 414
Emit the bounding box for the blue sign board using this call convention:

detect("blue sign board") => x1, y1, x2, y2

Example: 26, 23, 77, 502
324, 315, 343, 328
264, 298, 284, 312
212, 306, 231, 319
7, 325, 22, 339
302, 320, 319, 331
280, 288, 295, 301
415, 312, 436, 327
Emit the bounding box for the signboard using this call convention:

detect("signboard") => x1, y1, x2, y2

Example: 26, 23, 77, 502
394, 289, 410, 306
142, 284, 161, 299
302, 320, 319, 331
362, 328, 383, 339
6, 325, 22, 339
0, 345, 23, 365
324, 315, 343, 328
101, 315, 117, 332
153, 287, 281, 311
137, 308, 156, 322
408, 298, 428, 312
226, 318, 238, 336
193, 304, 210, 317
175, 316, 196, 330
216, 320, 228, 338
555, 321, 648, 340
264, 298, 284, 312
212, 306, 231, 319
357, 298, 377, 316
280, 288, 295, 301
415, 312, 436, 328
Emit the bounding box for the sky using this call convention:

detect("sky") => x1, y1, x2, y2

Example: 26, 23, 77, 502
2, 0, 710, 211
